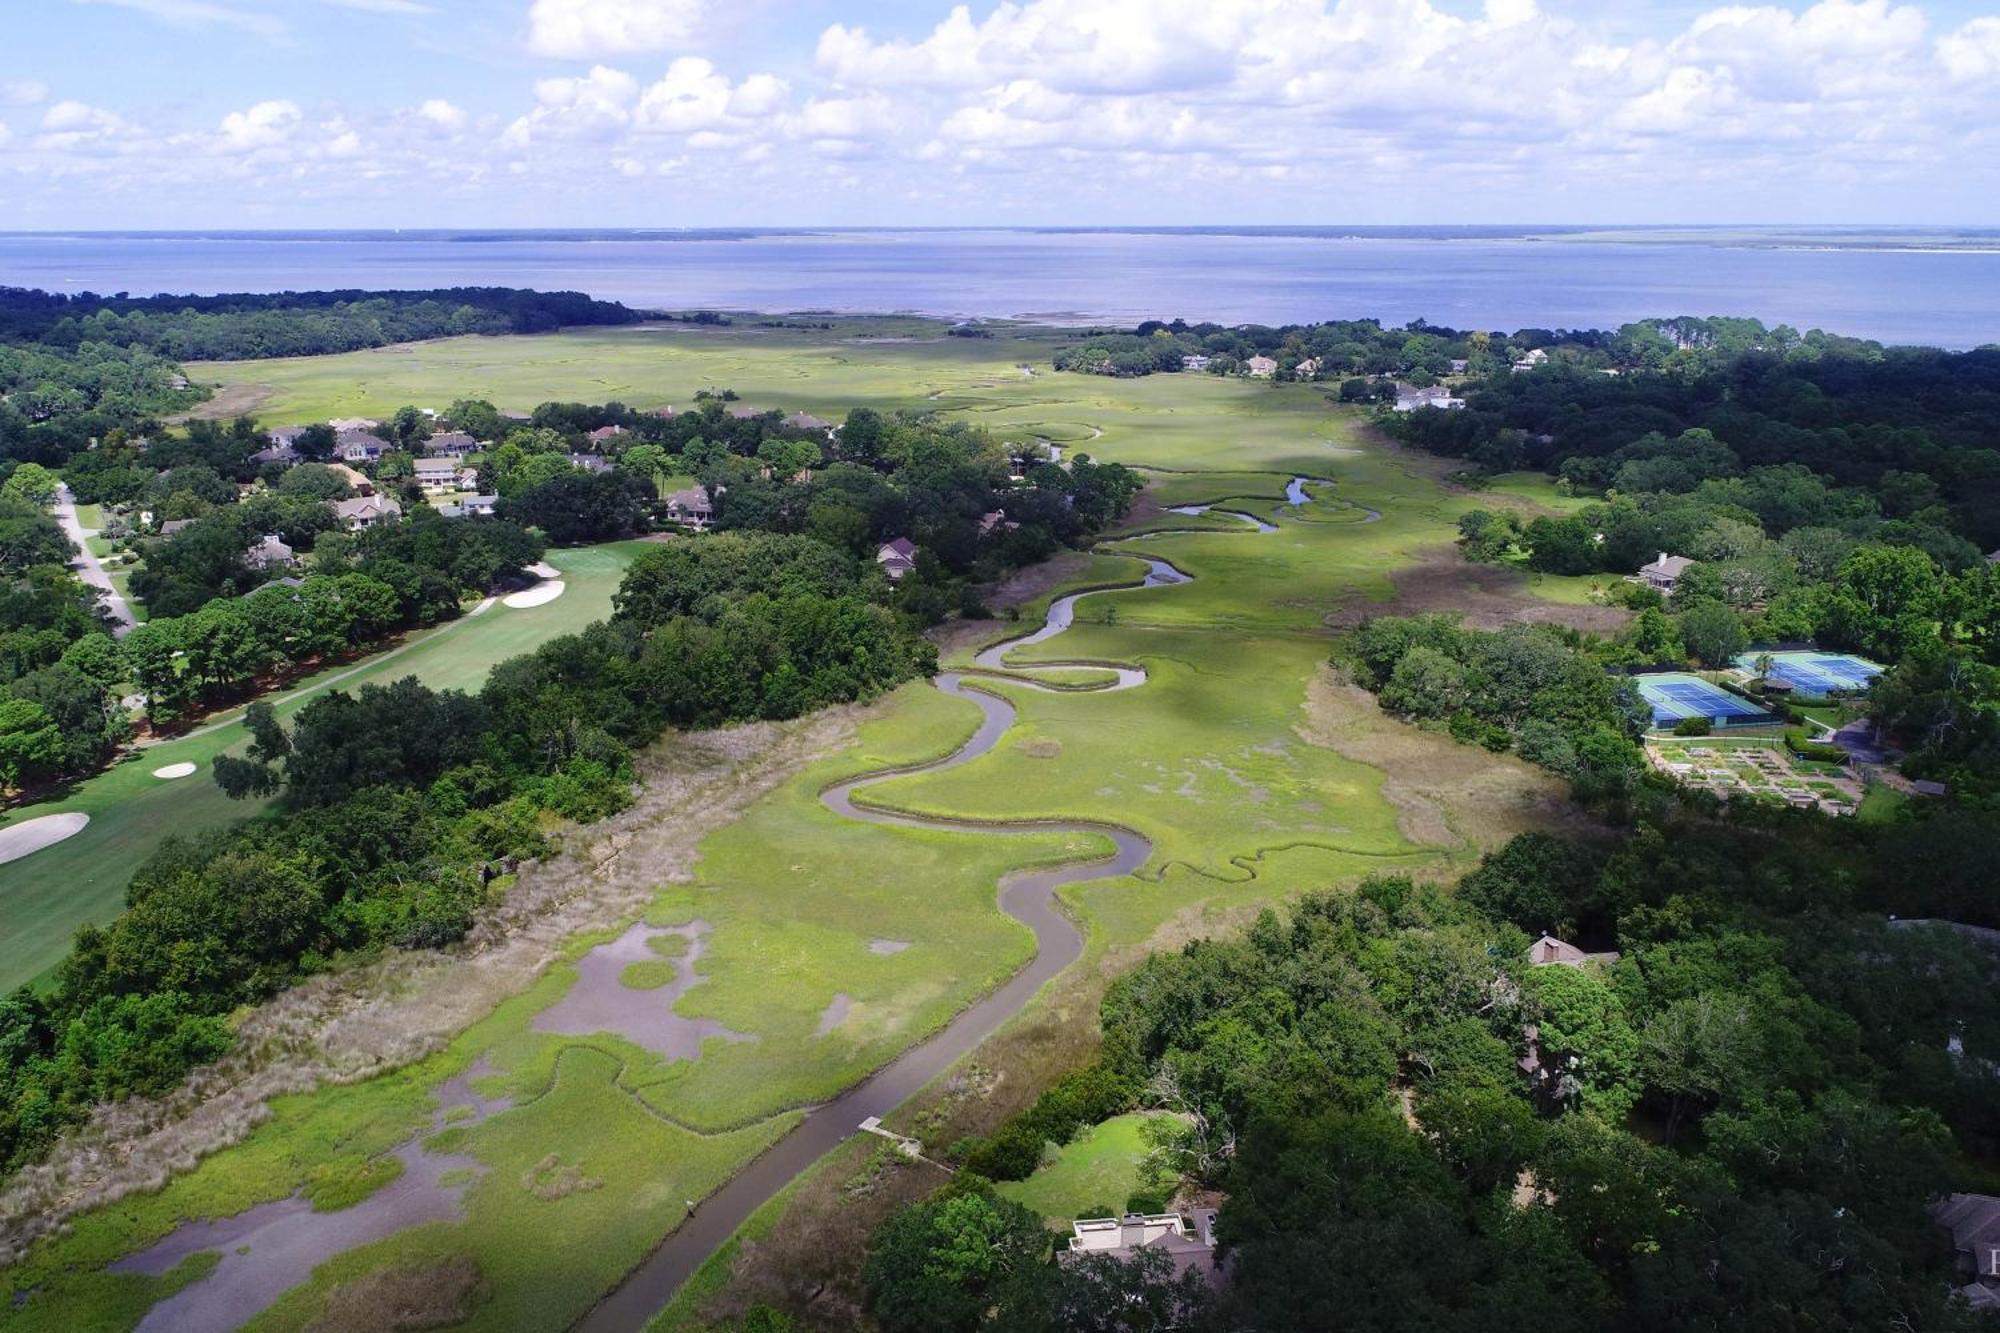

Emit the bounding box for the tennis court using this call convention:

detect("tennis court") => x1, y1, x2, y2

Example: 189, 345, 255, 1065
1736, 650, 1883, 697
1634, 673, 1774, 728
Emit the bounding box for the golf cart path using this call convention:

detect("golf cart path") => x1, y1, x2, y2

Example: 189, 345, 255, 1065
577, 477, 1326, 1328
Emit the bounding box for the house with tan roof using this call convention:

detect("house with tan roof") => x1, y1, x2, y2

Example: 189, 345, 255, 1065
1636, 551, 1696, 594
332, 495, 402, 531
1064, 1212, 1225, 1292
665, 486, 714, 531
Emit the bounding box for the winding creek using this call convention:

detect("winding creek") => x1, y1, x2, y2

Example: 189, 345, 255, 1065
94, 477, 1335, 1331
580, 481, 1323, 1327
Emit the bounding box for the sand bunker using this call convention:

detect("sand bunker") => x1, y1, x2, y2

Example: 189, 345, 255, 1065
502, 580, 566, 609
0, 812, 90, 865
867, 939, 911, 955
533, 921, 754, 1062
526, 561, 561, 579
152, 762, 198, 780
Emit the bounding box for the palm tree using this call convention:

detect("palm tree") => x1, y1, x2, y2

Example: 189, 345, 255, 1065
1753, 652, 1776, 688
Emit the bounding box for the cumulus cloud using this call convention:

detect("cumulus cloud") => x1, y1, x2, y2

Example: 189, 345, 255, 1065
216, 99, 302, 153
417, 98, 468, 132
1, 82, 49, 108
527, 0, 707, 59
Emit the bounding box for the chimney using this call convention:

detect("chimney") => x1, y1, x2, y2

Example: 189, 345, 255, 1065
1658, 551, 1668, 566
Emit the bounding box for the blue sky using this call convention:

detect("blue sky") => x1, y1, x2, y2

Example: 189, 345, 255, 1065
5, 0, 1999, 228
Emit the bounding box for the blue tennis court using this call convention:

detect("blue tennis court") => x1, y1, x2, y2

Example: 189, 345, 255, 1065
1735, 650, 1884, 697
1634, 673, 1774, 727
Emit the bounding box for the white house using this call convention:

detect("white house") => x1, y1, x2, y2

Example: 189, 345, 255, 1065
1245, 356, 1278, 378
414, 458, 464, 494
1182, 354, 1211, 372
877, 537, 917, 581
1934, 1195, 2000, 1312
243, 533, 294, 571
1636, 551, 1695, 594
1065, 1212, 1224, 1291
461, 494, 499, 517
423, 431, 477, 458
1394, 385, 1466, 413
332, 495, 402, 531
337, 430, 390, 463
665, 485, 714, 531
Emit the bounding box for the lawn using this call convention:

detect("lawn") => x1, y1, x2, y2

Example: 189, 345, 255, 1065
0, 541, 647, 992
7, 323, 1578, 1330
996, 1113, 1173, 1224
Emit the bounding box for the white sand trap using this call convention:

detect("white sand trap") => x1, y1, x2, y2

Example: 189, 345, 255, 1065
526, 561, 561, 579
0, 812, 91, 865
503, 580, 566, 609
152, 762, 198, 780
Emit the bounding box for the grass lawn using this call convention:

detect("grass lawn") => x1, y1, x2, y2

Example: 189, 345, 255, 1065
1857, 786, 1910, 824
1482, 471, 1594, 514
0, 541, 648, 992
8, 323, 1583, 1330
996, 1113, 1172, 1224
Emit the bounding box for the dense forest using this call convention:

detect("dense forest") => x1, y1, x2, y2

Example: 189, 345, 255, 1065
859, 817, 2000, 1333
1050, 313, 1895, 384
0, 286, 638, 360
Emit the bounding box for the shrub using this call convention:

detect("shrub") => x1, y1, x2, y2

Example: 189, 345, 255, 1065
1785, 728, 1848, 762
1673, 717, 1712, 737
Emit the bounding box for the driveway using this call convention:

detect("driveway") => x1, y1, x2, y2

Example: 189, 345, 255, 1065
52, 483, 136, 637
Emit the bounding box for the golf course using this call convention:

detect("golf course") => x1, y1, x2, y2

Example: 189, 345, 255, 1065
0, 322, 1589, 1330
0, 542, 650, 993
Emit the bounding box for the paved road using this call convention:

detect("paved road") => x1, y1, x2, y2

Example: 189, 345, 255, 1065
52, 484, 136, 637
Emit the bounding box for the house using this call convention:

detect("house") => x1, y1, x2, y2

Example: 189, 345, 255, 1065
1986, 549, 2000, 565
423, 431, 477, 458
331, 495, 402, 531
726, 403, 763, 420
1449, 358, 1470, 374
325, 463, 375, 496
877, 537, 917, 581
1933, 1194, 2000, 1311
978, 510, 1019, 537
1528, 935, 1620, 968
782, 411, 833, 434
1511, 348, 1550, 374
1636, 551, 1696, 594
499, 409, 532, 423
327, 417, 379, 434
250, 441, 298, 466
664, 485, 714, 530
1182, 354, 1211, 372
1294, 358, 1321, 378
243, 533, 294, 570
337, 430, 390, 463
461, 494, 499, 517
1064, 1212, 1224, 1292
1245, 356, 1278, 378
565, 453, 614, 475
158, 518, 194, 538
414, 458, 464, 494
587, 425, 626, 447
1393, 385, 1466, 413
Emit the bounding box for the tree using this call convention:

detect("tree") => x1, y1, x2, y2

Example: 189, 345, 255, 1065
295, 422, 338, 460
1524, 515, 1597, 575
1531, 965, 1642, 1117
2, 463, 60, 506
0, 696, 62, 787
863, 1188, 1050, 1333
1677, 600, 1747, 668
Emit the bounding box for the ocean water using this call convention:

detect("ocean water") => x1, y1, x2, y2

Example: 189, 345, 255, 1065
1, 227, 1995, 350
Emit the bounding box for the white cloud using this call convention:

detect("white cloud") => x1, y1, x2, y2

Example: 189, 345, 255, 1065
526, 0, 707, 59
323, 0, 433, 11
1938, 15, 2000, 80
67, 0, 289, 40
418, 98, 468, 131
502, 65, 638, 147
1, 82, 49, 108
216, 99, 302, 153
